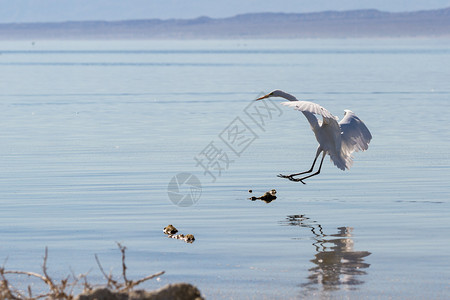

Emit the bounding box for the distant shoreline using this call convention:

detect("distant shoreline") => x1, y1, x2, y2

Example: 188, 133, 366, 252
1, 7, 449, 40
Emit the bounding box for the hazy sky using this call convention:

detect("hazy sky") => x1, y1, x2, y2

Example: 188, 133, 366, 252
1, 0, 450, 23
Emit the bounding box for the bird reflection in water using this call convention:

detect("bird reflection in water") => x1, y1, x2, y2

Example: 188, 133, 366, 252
283, 215, 371, 292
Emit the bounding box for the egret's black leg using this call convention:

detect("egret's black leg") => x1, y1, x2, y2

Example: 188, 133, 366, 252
288, 152, 326, 184
278, 147, 322, 179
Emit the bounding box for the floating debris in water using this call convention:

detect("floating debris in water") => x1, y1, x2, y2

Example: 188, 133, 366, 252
250, 189, 277, 203
248, 189, 253, 193
163, 225, 195, 243
166, 233, 196, 244
185, 234, 195, 243
163, 224, 178, 235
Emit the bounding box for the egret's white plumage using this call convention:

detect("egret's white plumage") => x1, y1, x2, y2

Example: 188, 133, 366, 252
256, 90, 372, 183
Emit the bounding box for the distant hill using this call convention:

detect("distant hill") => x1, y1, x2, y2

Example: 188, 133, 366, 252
1, 7, 450, 39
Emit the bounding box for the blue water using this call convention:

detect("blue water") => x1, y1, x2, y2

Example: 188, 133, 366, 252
0, 39, 449, 299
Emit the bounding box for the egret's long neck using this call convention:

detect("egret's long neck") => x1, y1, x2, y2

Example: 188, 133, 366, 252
276, 91, 298, 102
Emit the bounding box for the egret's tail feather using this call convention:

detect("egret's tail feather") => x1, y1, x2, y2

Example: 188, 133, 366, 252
329, 153, 353, 171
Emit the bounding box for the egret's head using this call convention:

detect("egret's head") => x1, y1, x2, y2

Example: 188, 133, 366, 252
256, 90, 284, 100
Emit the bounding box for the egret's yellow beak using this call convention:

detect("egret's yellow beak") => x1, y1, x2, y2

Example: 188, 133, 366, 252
256, 94, 269, 101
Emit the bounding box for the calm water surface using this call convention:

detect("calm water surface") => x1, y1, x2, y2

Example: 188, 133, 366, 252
0, 39, 449, 299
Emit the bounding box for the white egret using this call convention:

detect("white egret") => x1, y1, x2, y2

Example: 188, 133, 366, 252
256, 90, 372, 184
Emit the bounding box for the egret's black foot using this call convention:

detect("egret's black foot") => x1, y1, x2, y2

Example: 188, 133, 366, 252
277, 174, 306, 184
287, 177, 306, 184
277, 174, 291, 178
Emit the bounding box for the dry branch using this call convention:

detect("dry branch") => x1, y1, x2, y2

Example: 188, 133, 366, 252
0, 244, 165, 300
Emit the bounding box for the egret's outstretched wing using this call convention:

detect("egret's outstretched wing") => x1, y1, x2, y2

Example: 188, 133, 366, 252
282, 100, 349, 170
339, 110, 372, 155
281, 101, 337, 124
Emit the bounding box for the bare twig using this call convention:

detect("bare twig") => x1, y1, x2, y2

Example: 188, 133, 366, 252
115, 242, 165, 292
117, 242, 129, 287
94, 254, 119, 289
42, 247, 56, 291
119, 271, 165, 292
70, 269, 91, 296
0, 267, 23, 300
81, 274, 93, 293
4, 270, 50, 285
28, 285, 33, 298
